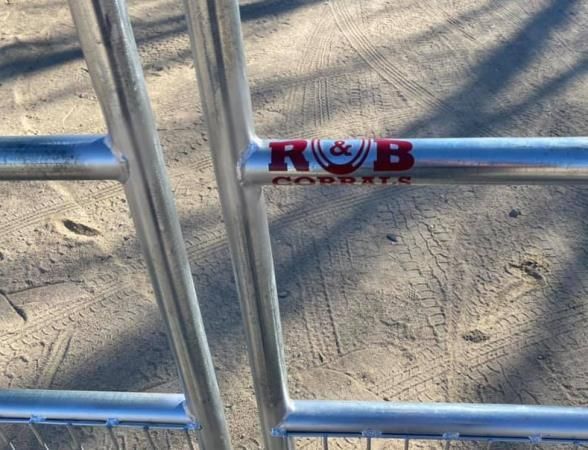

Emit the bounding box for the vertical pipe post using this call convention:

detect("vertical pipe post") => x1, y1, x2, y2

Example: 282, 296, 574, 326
181, 0, 291, 448
67, 2, 232, 449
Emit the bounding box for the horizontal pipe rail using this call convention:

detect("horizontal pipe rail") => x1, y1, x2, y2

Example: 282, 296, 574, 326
275, 400, 588, 442
0, 135, 125, 181
242, 137, 588, 186
0, 390, 193, 428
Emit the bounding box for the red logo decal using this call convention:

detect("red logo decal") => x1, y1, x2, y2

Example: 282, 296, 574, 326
330, 140, 352, 156
374, 139, 414, 172
311, 139, 371, 175
268, 140, 309, 172
271, 176, 412, 185
267, 139, 415, 174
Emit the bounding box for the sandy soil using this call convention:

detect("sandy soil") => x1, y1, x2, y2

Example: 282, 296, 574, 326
1, 0, 587, 448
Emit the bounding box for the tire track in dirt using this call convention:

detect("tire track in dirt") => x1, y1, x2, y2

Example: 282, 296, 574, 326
276, 1, 409, 365
185, 186, 420, 263
279, 3, 368, 137
292, 234, 330, 364
273, 6, 325, 134
330, 0, 452, 114
0, 199, 79, 237
276, 189, 454, 368
2, 260, 157, 348
296, 198, 569, 403
0, 155, 213, 239
0, 184, 419, 352
293, 8, 332, 134
309, 16, 333, 130
314, 77, 331, 129
413, 223, 455, 398
430, 222, 462, 400
394, 317, 584, 403
329, 0, 493, 136
0, 281, 129, 346
34, 329, 73, 388
371, 297, 585, 400
1, 185, 408, 359
303, 237, 344, 363
305, 298, 585, 404
442, 15, 477, 43
430, 0, 485, 43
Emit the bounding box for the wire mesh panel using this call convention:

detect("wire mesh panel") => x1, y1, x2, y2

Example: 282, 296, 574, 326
0, 423, 199, 450
289, 436, 588, 450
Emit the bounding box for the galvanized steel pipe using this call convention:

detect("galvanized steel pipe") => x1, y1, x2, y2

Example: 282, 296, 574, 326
0, 135, 125, 181
0, 390, 191, 427
181, 0, 291, 449
243, 137, 588, 186
67, 1, 232, 449
278, 400, 588, 442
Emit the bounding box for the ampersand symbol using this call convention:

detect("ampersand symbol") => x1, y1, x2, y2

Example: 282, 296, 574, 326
330, 140, 352, 156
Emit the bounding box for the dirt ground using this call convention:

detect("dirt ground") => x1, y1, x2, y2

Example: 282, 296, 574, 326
1, 0, 587, 448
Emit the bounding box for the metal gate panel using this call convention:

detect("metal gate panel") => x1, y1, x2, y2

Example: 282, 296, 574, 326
180, 0, 588, 448
0, 1, 232, 449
